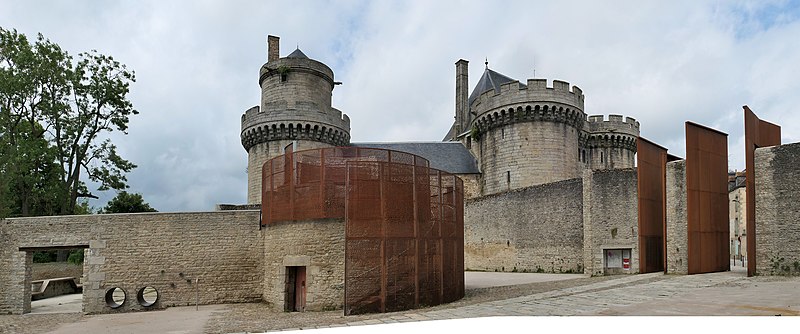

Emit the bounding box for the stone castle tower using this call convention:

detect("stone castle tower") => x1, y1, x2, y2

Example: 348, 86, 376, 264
448, 59, 639, 196
241, 35, 350, 204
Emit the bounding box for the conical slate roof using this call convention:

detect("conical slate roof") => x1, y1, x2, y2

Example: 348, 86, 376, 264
286, 48, 309, 59
467, 66, 525, 106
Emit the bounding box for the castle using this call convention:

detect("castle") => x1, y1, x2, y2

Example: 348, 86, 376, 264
241, 36, 643, 275
4, 35, 800, 317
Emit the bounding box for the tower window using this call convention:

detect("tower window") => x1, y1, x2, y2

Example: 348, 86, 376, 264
506, 171, 510, 183
600, 151, 604, 163
281, 74, 287, 82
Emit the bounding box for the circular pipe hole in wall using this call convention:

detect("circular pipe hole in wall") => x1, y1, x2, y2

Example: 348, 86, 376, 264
105, 287, 126, 309
137, 286, 159, 307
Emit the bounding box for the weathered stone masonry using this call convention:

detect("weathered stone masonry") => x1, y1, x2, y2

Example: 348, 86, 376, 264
464, 178, 584, 273
0, 211, 263, 315
582, 169, 639, 276
262, 219, 345, 311
754, 142, 800, 276
665, 160, 688, 275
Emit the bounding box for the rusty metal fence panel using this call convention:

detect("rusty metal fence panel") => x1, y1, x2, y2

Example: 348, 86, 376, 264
344, 162, 464, 315
685, 122, 729, 274
261, 147, 430, 225
261, 147, 463, 315
743, 106, 781, 276
637, 137, 667, 273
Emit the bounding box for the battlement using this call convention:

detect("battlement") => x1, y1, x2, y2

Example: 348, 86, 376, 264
240, 105, 351, 151
472, 78, 585, 121
586, 114, 640, 130
241, 104, 350, 129
584, 114, 639, 151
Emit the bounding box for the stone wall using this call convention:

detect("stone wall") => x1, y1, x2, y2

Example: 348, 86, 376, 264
479, 122, 581, 195
582, 169, 639, 276
246, 140, 332, 204
754, 143, 800, 275
464, 178, 584, 273
262, 219, 345, 311
0, 211, 262, 315
458, 174, 481, 200
31, 262, 83, 281
666, 160, 688, 274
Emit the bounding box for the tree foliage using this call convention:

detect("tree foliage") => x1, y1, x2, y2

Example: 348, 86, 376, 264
102, 191, 157, 213
0, 27, 138, 217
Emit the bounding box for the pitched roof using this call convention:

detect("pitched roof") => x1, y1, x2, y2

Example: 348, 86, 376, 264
351, 142, 480, 174
467, 67, 525, 106
286, 48, 309, 59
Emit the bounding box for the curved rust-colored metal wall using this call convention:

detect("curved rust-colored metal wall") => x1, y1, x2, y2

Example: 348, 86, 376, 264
261, 147, 429, 225
261, 147, 464, 315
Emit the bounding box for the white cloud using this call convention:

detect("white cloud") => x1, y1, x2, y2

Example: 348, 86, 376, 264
3, 0, 800, 211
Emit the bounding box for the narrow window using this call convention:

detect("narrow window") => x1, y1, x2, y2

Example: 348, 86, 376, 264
506, 171, 511, 183
600, 151, 604, 163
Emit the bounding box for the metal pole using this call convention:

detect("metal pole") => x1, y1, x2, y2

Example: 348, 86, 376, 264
195, 278, 199, 311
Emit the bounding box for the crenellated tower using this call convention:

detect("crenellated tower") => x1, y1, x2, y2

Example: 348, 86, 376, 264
462, 63, 586, 195
448, 60, 641, 197
582, 115, 639, 170
240, 35, 350, 204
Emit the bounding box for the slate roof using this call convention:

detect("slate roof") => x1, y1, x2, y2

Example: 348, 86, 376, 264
286, 48, 309, 59
351, 142, 480, 174
467, 67, 525, 106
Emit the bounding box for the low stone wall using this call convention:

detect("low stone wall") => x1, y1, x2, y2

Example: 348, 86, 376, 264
755, 143, 800, 275
666, 160, 688, 274
262, 219, 345, 311
465, 178, 584, 273
582, 169, 639, 276
0, 210, 262, 315
31, 262, 83, 282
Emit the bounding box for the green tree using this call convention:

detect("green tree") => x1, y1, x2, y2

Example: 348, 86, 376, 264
102, 191, 157, 213
0, 27, 138, 216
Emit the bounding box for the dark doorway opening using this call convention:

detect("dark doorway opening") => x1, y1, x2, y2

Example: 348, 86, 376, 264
284, 266, 306, 312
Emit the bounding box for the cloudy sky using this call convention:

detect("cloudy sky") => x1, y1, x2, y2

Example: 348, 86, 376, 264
2, 0, 800, 212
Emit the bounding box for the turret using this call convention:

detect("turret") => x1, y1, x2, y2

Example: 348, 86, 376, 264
240, 35, 351, 204
463, 61, 587, 195
582, 115, 639, 170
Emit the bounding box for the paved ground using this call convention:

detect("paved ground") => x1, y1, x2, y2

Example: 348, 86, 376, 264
464, 271, 585, 289
2, 270, 799, 334
46, 305, 227, 334
30, 293, 82, 314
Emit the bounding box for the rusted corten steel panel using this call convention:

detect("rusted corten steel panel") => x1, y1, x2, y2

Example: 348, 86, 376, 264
261, 147, 430, 225
637, 137, 667, 273
685, 122, 729, 274
744, 106, 781, 277
344, 162, 464, 315
261, 147, 463, 315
